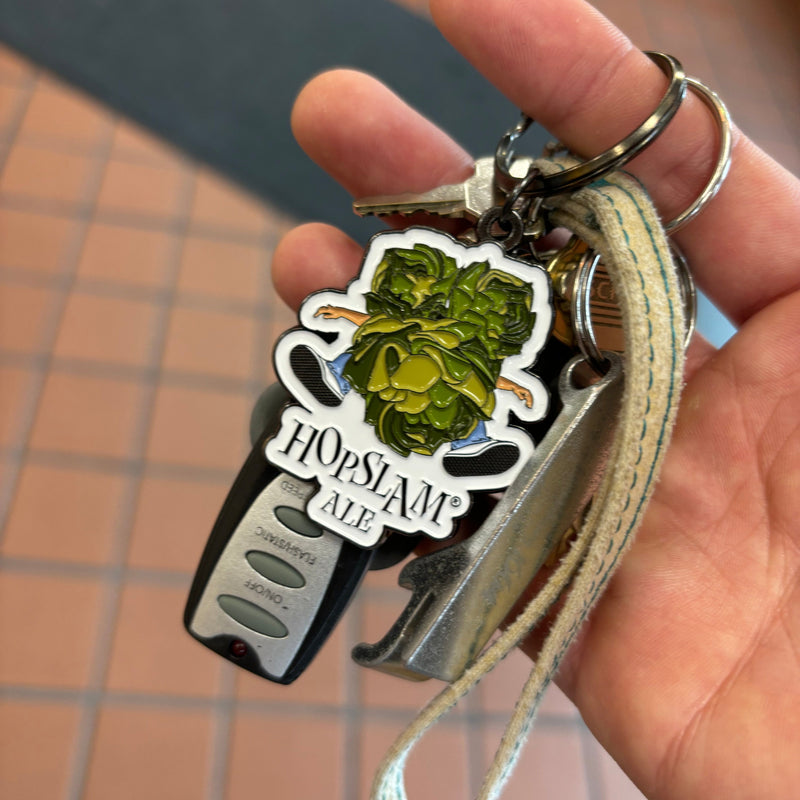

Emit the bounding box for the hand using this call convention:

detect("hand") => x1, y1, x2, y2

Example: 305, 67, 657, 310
314, 305, 369, 325
314, 304, 341, 319
271, 1, 800, 797
497, 376, 533, 408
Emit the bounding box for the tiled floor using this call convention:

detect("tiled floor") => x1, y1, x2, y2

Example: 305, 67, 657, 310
1, 1, 798, 798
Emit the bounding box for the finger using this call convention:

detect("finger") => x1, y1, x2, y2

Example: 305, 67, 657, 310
272, 222, 363, 311
291, 69, 474, 198
431, 0, 800, 326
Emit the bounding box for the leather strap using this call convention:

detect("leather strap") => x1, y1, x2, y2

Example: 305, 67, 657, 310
371, 160, 686, 800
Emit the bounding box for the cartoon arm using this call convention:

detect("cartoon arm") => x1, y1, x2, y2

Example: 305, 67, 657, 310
315, 305, 370, 326
496, 376, 533, 408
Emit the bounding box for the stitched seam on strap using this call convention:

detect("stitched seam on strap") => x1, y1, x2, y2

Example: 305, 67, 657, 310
546, 179, 680, 667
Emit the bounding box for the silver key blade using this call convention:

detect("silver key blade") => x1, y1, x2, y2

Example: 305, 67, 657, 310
353, 157, 495, 222
353, 156, 533, 223
351, 353, 624, 683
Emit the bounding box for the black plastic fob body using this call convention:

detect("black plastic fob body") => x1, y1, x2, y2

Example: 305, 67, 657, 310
184, 431, 373, 684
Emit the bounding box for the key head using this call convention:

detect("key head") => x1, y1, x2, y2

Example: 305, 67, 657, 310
353, 156, 537, 222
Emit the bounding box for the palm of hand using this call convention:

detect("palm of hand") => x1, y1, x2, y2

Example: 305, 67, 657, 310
557, 290, 800, 798
272, 1, 800, 795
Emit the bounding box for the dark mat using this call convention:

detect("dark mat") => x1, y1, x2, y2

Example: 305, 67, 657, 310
0, 0, 548, 239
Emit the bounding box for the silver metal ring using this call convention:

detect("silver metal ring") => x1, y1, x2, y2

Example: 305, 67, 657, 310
664, 77, 732, 233
670, 242, 697, 348
570, 247, 608, 373
476, 206, 524, 251
495, 52, 687, 198
570, 242, 696, 362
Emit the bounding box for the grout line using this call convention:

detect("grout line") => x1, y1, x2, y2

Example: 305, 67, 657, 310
0, 351, 266, 394
0, 105, 113, 544
0, 555, 194, 583
64, 154, 199, 800
0, 62, 38, 176
0, 191, 286, 245
8, 128, 190, 166
0, 445, 238, 483
464, 684, 486, 797
206, 666, 237, 800
579, 720, 607, 800
0, 681, 581, 729
33, 111, 130, 800
342, 595, 366, 800
0, 265, 294, 323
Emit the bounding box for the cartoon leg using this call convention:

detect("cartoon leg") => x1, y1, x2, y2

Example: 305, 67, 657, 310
289, 344, 350, 407
443, 421, 520, 478
328, 353, 353, 395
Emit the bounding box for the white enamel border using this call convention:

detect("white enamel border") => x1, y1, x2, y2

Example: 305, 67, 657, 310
266, 228, 554, 547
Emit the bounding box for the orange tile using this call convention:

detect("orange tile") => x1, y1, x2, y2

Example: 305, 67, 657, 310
0, 365, 36, 447
77, 221, 175, 287
0, 699, 81, 800
53, 292, 158, 366
0, 283, 57, 352
111, 119, 180, 164
477, 648, 578, 718
0, 143, 95, 203
0, 47, 35, 80
146, 385, 250, 470
105, 582, 223, 696
0, 570, 103, 687
359, 597, 446, 710
30, 372, 145, 458
0, 84, 24, 131
2, 464, 127, 564
177, 236, 264, 302
235, 622, 346, 706
84, 705, 213, 800
127, 475, 230, 572
482, 725, 588, 800
360, 718, 470, 800
96, 159, 185, 219
226, 711, 344, 800
162, 306, 256, 380
190, 169, 269, 235
19, 80, 112, 145
0, 208, 78, 273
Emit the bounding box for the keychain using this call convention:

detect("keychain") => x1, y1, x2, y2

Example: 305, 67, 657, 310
184, 50, 731, 798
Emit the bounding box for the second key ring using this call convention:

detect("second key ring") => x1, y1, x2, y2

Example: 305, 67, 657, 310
495, 51, 687, 198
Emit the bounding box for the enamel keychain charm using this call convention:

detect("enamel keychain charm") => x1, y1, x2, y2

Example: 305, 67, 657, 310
267, 228, 553, 547
184, 49, 731, 799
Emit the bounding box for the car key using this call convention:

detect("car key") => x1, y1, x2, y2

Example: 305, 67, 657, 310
184, 420, 373, 685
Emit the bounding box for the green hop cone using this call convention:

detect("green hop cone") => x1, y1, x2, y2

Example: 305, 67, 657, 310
342, 314, 496, 457
449, 262, 536, 359
341, 244, 536, 458
365, 243, 460, 319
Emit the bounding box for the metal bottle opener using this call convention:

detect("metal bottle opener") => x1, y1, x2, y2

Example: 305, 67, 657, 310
352, 352, 623, 682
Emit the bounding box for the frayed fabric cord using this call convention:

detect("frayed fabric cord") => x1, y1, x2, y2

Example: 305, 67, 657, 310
371, 160, 686, 800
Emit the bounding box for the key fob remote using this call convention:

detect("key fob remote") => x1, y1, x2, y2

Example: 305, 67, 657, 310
184, 430, 373, 684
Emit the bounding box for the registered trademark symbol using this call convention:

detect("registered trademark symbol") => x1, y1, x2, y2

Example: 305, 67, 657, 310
450, 496, 461, 508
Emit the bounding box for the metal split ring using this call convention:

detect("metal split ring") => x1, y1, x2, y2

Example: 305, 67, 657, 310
571, 241, 697, 372
476, 206, 524, 251
495, 51, 687, 198
663, 77, 732, 233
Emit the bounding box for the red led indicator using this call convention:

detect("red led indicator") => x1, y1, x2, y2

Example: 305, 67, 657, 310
229, 640, 248, 658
